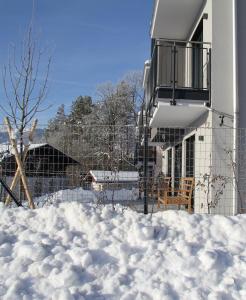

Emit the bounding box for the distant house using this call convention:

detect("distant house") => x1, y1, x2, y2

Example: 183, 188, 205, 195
0, 143, 81, 198
83, 170, 139, 192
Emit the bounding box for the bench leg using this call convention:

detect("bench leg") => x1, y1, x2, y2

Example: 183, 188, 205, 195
188, 201, 192, 213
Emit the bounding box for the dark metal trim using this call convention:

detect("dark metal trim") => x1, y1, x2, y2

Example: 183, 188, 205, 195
157, 87, 210, 101
208, 48, 212, 107
171, 43, 177, 106
0, 177, 22, 207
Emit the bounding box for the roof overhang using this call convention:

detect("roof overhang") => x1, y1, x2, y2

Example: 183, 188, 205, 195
151, 0, 207, 39
150, 100, 208, 128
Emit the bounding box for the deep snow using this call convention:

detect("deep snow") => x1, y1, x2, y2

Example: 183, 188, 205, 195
34, 187, 139, 207
0, 201, 246, 299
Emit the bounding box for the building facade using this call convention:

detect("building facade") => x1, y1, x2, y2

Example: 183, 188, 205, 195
141, 0, 245, 215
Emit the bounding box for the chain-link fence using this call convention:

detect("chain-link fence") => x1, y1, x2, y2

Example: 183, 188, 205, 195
0, 124, 245, 215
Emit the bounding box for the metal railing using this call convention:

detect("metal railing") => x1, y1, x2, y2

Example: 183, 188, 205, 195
146, 39, 211, 111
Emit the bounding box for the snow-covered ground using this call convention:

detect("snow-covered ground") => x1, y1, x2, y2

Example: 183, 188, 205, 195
35, 188, 98, 207
35, 188, 139, 207
0, 201, 246, 299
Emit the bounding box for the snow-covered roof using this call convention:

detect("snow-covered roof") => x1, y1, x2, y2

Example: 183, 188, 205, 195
0, 143, 47, 153
0, 143, 47, 155
89, 170, 139, 183
0, 143, 80, 165
0, 143, 48, 160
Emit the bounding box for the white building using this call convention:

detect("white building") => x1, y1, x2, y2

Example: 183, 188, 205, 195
141, 0, 246, 215
85, 170, 139, 192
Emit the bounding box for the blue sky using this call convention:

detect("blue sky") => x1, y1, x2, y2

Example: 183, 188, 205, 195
0, 0, 153, 124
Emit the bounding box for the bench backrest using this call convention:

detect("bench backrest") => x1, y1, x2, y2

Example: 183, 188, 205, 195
178, 177, 195, 200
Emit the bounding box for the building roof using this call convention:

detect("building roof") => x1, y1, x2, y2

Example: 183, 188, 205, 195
0, 143, 48, 160
89, 170, 139, 183
0, 143, 47, 155
0, 143, 80, 165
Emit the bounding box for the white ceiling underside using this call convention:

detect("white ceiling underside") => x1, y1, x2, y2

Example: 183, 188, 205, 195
150, 101, 208, 128
151, 0, 206, 40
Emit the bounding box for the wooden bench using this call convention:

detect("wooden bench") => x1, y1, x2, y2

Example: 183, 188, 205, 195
157, 177, 195, 213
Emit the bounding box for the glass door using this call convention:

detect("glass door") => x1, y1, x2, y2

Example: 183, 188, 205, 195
186, 135, 195, 177
174, 144, 182, 188
192, 21, 203, 89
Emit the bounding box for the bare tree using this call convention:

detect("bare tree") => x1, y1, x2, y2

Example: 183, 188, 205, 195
96, 72, 143, 127
122, 70, 144, 125
1, 25, 51, 156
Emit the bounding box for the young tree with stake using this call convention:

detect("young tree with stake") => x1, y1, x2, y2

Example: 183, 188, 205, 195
0, 24, 51, 206
1, 26, 51, 157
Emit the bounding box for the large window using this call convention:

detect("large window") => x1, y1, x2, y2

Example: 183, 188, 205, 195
186, 135, 195, 177
174, 144, 182, 187
167, 149, 172, 177
192, 20, 203, 89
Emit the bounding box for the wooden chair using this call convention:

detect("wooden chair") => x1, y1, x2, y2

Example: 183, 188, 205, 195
157, 177, 195, 213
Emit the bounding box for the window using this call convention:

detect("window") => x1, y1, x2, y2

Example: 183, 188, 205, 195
192, 20, 203, 89
174, 144, 182, 187
186, 135, 195, 177
167, 149, 172, 177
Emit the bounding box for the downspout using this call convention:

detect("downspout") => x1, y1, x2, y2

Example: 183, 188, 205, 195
232, 0, 239, 215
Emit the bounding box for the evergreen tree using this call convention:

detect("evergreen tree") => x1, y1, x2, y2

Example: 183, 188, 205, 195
44, 104, 70, 152
68, 96, 93, 125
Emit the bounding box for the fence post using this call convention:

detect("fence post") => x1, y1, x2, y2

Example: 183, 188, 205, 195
143, 125, 149, 214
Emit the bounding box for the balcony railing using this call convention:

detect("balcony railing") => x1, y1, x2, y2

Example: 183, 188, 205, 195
146, 39, 211, 114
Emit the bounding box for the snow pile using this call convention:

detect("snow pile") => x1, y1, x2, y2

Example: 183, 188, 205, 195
35, 188, 98, 207
0, 202, 246, 299
35, 188, 139, 207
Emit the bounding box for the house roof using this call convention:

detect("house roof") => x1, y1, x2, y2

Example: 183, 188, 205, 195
89, 170, 139, 183
0, 143, 80, 165
0, 143, 47, 155
0, 143, 48, 161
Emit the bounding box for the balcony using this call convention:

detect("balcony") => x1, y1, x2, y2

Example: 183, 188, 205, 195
145, 39, 211, 128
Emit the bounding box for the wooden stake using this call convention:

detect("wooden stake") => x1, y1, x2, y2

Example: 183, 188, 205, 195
4, 117, 35, 209
5, 119, 38, 205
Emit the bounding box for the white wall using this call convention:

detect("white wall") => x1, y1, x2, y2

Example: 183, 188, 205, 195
199, 0, 235, 215
211, 0, 234, 116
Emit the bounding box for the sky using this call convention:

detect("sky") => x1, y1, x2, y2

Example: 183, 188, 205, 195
0, 0, 153, 124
